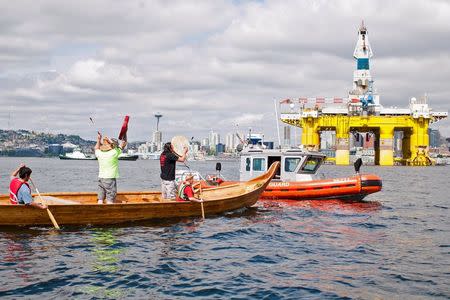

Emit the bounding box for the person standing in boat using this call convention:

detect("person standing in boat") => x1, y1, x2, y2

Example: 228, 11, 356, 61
160, 142, 188, 199
95, 132, 127, 204
9, 164, 47, 209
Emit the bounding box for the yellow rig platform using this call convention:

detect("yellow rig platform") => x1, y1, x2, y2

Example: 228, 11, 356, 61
279, 22, 447, 166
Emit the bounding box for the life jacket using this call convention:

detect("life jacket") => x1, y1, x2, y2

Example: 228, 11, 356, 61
177, 183, 190, 201
9, 178, 30, 205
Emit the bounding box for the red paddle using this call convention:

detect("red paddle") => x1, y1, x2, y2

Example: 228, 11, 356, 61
118, 116, 129, 140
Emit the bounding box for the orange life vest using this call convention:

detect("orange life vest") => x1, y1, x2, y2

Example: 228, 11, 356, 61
9, 178, 30, 205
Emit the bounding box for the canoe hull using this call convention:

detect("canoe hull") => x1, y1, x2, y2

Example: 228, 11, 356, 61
0, 162, 279, 226
0, 191, 260, 226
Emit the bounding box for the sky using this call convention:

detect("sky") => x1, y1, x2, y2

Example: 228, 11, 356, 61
0, 0, 449, 143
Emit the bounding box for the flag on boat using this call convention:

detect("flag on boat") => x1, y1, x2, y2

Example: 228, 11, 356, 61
315, 97, 325, 103
118, 115, 130, 140
299, 97, 308, 104
279, 98, 292, 104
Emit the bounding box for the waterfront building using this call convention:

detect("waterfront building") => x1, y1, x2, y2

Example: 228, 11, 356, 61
225, 132, 239, 153
216, 143, 225, 154
428, 128, 441, 148
201, 138, 209, 147
209, 131, 220, 150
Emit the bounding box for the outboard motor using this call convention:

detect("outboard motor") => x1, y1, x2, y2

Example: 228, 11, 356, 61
216, 162, 222, 178
354, 158, 362, 174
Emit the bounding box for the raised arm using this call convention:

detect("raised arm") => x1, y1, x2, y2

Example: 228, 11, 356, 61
177, 147, 189, 162
10, 163, 25, 180
95, 131, 102, 150
119, 133, 127, 150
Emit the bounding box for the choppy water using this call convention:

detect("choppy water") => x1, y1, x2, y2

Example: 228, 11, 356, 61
0, 157, 449, 299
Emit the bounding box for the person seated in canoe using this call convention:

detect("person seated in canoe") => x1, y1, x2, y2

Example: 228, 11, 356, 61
9, 164, 47, 209
160, 142, 188, 199
176, 174, 198, 202
95, 132, 127, 204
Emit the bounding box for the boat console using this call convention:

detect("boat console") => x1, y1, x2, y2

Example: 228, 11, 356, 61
239, 148, 326, 182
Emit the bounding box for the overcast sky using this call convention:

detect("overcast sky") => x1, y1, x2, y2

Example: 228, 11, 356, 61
1, 0, 449, 143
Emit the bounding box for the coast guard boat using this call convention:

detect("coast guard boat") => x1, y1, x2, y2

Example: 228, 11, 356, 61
193, 143, 382, 201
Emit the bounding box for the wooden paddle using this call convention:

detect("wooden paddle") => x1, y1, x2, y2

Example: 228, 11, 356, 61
198, 184, 205, 219
191, 182, 205, 219
29, 179, 60, 229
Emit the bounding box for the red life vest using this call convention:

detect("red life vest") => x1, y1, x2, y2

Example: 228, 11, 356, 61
9, 178, 30, 205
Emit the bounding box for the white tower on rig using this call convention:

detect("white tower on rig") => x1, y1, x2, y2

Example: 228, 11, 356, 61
350, 21, 380, 109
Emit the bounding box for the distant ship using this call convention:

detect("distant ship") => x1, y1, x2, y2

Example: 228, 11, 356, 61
59, 148, 138, 161
118, 153, 139, 161
138, 151, 161, 160
59, 148, 95, 160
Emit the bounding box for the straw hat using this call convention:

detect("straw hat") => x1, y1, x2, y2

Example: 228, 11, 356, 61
100, 136, 118, 151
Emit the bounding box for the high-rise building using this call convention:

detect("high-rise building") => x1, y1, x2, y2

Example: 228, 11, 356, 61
225, 132, 238, 152
201, 138, 209, 147
428, 128, 441, 148
209, 130, 220, 150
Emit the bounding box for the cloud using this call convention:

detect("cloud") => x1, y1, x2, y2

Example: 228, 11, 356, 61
0, 0, 449, 141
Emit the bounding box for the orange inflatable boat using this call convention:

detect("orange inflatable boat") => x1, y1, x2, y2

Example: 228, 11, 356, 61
183, 149, 382, 202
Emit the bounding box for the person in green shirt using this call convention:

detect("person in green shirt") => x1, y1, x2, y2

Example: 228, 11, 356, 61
95, 132, 127, 204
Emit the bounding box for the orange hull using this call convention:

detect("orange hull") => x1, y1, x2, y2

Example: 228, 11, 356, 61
201, 174, 382, 201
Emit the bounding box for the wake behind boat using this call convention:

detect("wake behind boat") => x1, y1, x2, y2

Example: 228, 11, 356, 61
0, 162, 279, 226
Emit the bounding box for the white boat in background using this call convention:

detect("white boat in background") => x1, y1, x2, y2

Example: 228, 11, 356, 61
60, 148, 138, 161
138, 151, 161, 160
59, 148, 96, 160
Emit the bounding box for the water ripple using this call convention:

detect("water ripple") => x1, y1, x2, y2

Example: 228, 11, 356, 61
0, 160, 449, 299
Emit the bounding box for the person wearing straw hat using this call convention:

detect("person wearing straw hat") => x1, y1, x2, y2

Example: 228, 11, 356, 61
95, 131, 127, 204
160, 142, 188, 199
9, 164, 47, 209
176, 174, 197, 202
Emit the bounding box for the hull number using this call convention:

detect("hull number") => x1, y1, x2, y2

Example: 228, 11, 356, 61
269, 182, 290, 187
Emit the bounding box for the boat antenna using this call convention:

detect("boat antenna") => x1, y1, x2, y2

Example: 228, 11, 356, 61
274, 99, 282, 149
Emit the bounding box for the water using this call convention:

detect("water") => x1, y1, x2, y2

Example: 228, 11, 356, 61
0, 157, 449, 299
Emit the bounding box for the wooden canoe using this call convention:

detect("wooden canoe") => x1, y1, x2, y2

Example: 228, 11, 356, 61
0, 162, 279, 226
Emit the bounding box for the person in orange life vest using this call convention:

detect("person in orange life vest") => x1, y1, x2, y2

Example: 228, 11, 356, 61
176, 174, 197, 202
9, 164, 47, 209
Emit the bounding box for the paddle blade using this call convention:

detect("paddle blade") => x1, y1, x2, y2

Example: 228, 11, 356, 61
354, 158, 362, 173
216, 162, 222, 172
118, 115, 130, 140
